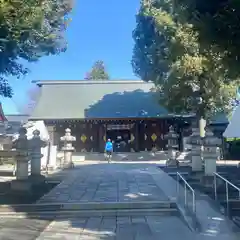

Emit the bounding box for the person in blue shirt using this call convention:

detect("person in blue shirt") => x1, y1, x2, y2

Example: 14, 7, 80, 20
105, 139, 113, 158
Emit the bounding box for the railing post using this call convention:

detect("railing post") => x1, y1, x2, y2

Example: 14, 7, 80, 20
226, 182, 229, 216
177, 173, 179, 198
184, 183, 187, 206
192, 193, 195, 213
214, 174, 217, 201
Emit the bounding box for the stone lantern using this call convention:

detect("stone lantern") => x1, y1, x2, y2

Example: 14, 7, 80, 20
29, 129, 48, 180
164, 125, 179, 166
60, 128, 76, 168
186, 121, 203, 172
11, 127, 31, 191
202, 127, 222, 176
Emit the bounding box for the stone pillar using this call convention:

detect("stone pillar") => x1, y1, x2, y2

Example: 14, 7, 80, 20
60, 128, 76, 168
187, 122, 202, 172
11, 127, 31, 191
164, 126, 179, 166
202, 127, 222, 176
29, 129, 47, 181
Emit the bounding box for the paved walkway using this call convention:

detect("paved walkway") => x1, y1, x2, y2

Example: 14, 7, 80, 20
0, 161, 240, 239
38, 163, 169, 203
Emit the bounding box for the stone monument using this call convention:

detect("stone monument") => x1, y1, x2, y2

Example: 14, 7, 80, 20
60, 128, 76, 168
29, 129, 48, 181
164, 125, 179, 166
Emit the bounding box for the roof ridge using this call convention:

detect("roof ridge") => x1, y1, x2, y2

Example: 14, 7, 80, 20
33, 80, 153, 85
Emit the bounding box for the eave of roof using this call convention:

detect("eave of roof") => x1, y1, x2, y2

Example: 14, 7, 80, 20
32, 79, 152, 86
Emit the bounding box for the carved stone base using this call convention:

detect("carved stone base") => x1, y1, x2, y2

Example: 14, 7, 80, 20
46, 165, 57, 171
201, 175, 214, 187
11, 179, 32, 192
28, 174, 45, 183
166, 159, 179, 167
191, 155, 202, 172
63, 162, 74, 169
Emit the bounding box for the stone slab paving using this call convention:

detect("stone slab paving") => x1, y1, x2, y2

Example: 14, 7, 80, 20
35, 215, 193, 240
0, 215, 238, 240
0, 215, 194, 240
38, 163, 169, 203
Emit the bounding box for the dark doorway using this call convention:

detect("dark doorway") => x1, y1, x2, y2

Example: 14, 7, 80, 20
106, 129, 130, 152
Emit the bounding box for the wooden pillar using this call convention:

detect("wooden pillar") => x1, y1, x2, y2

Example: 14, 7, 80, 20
135, 121, 140, 152
98, 124, 105, 153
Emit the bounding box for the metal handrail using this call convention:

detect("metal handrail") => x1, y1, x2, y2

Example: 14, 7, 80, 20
213, 172, 240, 215
176, 172, 196, 214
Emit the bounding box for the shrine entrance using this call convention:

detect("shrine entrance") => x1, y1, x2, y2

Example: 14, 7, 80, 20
106, 124, 132, 152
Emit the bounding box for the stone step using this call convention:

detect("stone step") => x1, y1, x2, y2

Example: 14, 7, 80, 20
233, 216, 240, 227
220, 200, 240, 209
0, 208, 179, 218
168, 172, 189, 177
220, 207, 240, 218
159, 166, 191, 174
0, 201, 176, 213
220, 200, 240, 217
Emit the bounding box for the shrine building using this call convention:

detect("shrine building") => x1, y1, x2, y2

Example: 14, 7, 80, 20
29, 80, 192, 153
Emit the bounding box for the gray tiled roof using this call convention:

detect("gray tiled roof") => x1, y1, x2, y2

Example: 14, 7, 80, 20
0, 114, 29, 135
30, 80, 169, 120
5, 114, 29, 123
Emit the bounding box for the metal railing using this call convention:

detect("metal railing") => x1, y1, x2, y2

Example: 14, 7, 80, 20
176, 172, 196, 215
214, 172, 240, 215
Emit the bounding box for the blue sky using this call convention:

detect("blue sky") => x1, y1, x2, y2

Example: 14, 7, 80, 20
2, 0, 140, 114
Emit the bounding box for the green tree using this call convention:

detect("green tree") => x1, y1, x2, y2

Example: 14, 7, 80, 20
132, 0, 239, 118
0, 0, 73, 97
173, 0, 240, 80
84, 60, 110, 80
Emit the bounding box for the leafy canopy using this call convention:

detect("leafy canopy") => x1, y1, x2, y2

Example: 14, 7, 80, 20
0, 0, 72, 97
84, 60, 110, 80
132, 0, 240, 118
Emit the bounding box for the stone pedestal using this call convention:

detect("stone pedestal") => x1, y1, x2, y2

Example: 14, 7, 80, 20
31, 152, 42, 176
187, 122, 203, 172
164, 126, 179, 167
202, 127, 222, 176
11, 179, 32, 192
11, 151, 32, 191
60, 128, 76, 168
191, 145, 202, 172
204, 147, 217, 176
29, 151, 45, 183
47, 145, 57, 170
62, 150, 74, 168
15, 153, 29, 180
167, 149, 178, 166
